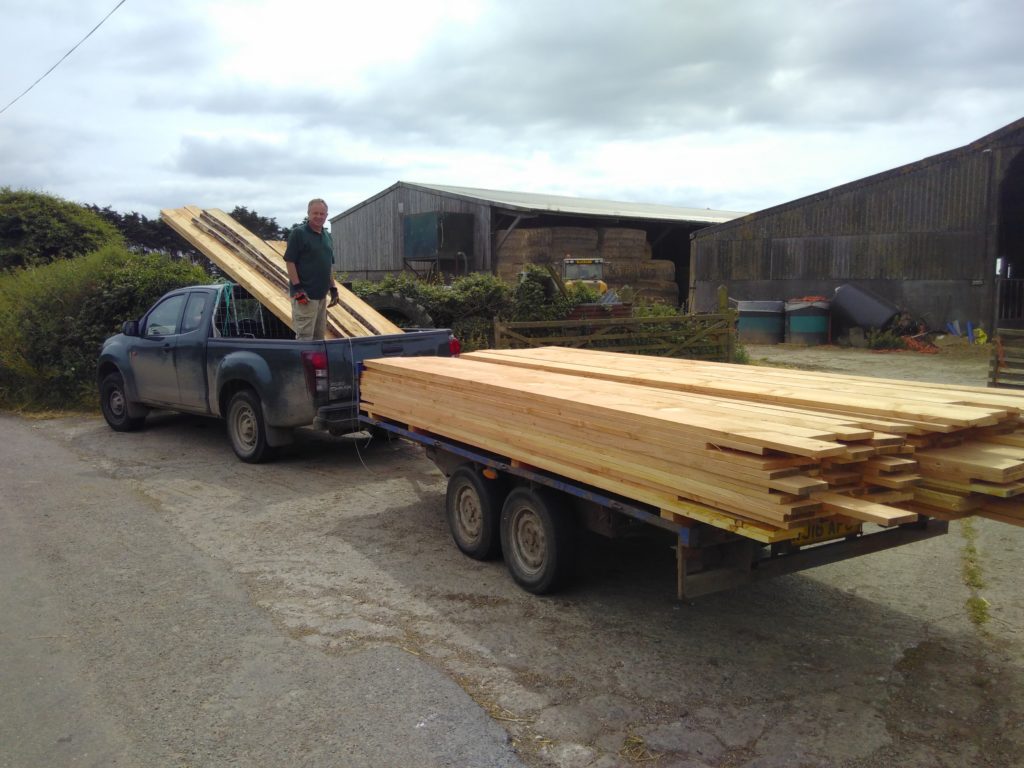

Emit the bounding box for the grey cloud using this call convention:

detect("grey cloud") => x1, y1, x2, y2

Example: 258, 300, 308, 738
303, 0, 1022, 145
173, 135, 390, 180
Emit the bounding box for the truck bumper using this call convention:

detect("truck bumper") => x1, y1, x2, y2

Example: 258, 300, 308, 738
314, 403, 362, 435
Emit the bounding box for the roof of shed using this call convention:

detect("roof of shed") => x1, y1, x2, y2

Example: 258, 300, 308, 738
334, 181, 747, 225
692, 115, 1024, 240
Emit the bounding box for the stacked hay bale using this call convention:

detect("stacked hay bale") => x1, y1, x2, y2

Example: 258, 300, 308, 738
598, 228, 677, 305
494, 226, 679, 305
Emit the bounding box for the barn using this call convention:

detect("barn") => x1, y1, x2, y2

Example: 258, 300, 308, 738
329, 182, 745, 305
688, 117, 1024, 333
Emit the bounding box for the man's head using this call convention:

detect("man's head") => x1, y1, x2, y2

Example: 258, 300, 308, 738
307, 198, 328, 233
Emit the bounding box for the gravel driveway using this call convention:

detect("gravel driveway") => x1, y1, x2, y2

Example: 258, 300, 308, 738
3, 342, 1022, 767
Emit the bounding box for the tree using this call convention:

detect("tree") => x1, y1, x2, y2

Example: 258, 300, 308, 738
85, 205, 200, 258
0, 188, 121, 270
229, 206, 285, 241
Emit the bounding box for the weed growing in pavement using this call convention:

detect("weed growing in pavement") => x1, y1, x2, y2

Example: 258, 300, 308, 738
959, 518, 990, 627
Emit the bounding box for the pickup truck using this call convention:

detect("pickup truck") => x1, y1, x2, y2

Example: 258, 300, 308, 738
97, 283, 455, 462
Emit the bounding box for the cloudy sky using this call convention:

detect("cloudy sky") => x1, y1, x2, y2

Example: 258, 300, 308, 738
1, 0, 1022, 228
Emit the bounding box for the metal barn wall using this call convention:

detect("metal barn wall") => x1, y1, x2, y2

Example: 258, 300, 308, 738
331, 184, 492, 280
691, 122, 1024, 330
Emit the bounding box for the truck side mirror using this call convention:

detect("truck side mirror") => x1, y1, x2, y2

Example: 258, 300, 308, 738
122, 320, 140, 337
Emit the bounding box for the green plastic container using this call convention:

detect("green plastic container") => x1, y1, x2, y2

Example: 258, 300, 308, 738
785, 300, 830, 345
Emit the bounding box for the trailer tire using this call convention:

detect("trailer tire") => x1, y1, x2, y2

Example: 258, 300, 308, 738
446, 466, 504, 560
100, 372, 147, 431
226, 389, 274, 463
500, 486, 576, 594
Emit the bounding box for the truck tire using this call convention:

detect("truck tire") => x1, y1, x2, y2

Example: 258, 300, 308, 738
99, 372, 147, 431
500, 486, 576, 594
446, 466, 505, 560
363, 292, 434, 329
226, 389, 274, 463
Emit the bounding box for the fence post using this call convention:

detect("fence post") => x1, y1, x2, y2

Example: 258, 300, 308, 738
493, 317, 504, 349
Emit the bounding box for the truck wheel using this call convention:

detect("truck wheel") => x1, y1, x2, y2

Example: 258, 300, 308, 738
500, 486, 576, 594
227, 389, 274, 463
446, 466, 504, 560
100, 372, 146, 431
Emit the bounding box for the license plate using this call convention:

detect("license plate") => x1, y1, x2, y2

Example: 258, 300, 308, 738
792, 519, 862, 547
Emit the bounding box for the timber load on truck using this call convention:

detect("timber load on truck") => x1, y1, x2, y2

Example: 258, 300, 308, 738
358, 346, 1024, 597
161, 206, 402, 337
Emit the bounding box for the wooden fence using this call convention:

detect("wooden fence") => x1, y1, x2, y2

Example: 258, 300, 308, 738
990, 328, 1024, 390
494, 309, 737, 361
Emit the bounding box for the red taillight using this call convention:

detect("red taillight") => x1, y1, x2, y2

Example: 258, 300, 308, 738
301, 350, 329, 397
449, 334, 461, 357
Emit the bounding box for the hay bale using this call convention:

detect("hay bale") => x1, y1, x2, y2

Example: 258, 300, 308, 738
604, 259, 675, 283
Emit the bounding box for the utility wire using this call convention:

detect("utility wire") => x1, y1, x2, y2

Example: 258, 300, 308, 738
0, 0, 129, 116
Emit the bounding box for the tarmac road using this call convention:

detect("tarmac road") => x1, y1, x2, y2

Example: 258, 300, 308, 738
0, 414, 522, 768
2, 375, 1023, 768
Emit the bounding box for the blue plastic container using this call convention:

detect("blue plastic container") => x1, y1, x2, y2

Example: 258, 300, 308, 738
737, 300, 785, 344
785, 300, 830, 345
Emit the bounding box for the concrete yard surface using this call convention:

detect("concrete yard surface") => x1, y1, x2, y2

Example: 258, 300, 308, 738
1, 343, 1021, 767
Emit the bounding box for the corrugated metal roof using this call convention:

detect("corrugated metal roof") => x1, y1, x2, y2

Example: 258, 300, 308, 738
403, 182, 747, 224
692, 115, 1024, 239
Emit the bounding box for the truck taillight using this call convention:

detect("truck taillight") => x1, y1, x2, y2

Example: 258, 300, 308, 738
449, 334, 461, 357
301, 350, 329, 397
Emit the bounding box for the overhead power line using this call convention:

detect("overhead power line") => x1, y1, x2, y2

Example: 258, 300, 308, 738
0, 0, 129, 116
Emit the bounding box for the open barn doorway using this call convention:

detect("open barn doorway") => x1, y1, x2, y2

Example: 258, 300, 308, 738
996, 150, 1024, 326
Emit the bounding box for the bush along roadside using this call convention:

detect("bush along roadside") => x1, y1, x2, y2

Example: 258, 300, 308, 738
0, 245, 210, 410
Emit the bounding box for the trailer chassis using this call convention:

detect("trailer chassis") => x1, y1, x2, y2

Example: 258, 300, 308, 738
363, 417, 949, 599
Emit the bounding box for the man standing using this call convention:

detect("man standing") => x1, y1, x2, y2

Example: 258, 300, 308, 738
284, 198, 339, 340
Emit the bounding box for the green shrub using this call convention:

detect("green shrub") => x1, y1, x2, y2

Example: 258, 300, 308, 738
0, 245, 210, 409
0, 188, 122, 270
866, 328, 908, 350
353, 268, 614, 350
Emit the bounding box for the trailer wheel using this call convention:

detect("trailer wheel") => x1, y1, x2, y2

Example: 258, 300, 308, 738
500, 486, 576, 594
226, 389, 274, 463
446, 466, 504, 560
99, 372, 147, 431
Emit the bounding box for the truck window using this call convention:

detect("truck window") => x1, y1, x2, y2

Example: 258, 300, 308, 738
144, 294, 186, 337
180, 292, 208, 334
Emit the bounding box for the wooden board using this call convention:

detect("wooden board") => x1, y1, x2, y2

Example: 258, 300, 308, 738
360, 355, 923, 538
161, 206, 403, 337
354, 347, 1024, 535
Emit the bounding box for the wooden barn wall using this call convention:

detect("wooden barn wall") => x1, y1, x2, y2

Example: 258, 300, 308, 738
688, 144, 1017, 327
332, 187, 493, 279
396, 188, 493, 272
331, 188, 402, 278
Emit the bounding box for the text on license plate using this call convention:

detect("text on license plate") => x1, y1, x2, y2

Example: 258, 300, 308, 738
793, 520, 862, 547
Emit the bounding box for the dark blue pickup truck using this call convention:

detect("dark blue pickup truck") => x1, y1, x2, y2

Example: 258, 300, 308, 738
97, 283, 455, 462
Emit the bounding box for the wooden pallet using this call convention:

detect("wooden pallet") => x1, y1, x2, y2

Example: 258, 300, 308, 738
161, 206, 402, 338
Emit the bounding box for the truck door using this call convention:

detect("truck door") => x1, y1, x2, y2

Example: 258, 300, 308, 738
174, 290, 214, 411
132, 292, 187, 405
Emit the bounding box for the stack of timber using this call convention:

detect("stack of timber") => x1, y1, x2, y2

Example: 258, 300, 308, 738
360, 355, 936, 544
495, 226, 678, 305
459, 347, 1024, 531
161, 206, 402, 338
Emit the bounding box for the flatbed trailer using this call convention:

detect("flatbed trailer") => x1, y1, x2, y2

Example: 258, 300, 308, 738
362, 415, 950, 600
